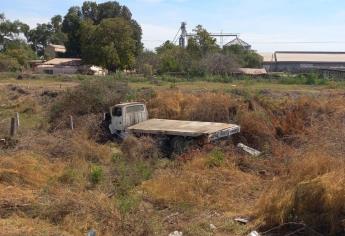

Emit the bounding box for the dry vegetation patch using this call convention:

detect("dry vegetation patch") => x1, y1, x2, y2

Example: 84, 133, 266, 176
142, 149, 265, 214
256, 153, 345, 235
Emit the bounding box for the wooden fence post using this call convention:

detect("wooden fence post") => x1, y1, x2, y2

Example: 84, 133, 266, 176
16, 112, 20, 127
70, 115, 74, 130
10, 117, 17, 136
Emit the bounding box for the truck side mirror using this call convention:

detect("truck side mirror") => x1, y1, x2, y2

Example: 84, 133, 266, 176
104, 112, 111, 121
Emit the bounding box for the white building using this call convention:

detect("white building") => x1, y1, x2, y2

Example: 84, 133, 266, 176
36, 58, 108, 76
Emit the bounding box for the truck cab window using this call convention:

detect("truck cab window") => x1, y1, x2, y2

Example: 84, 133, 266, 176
112, 107, 122, 117
126, 105, 144, 113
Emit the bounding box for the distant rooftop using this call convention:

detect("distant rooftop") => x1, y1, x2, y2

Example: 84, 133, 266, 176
224, 37, 251, 49
47, 44, 66, 53
42, 58, 82, 66
260, 51, 345, 63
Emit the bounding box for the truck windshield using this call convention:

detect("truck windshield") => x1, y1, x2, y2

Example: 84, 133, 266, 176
112, 107, 122, 117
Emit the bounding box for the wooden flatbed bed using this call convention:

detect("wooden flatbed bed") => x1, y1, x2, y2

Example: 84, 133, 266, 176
128, 119, 240, 141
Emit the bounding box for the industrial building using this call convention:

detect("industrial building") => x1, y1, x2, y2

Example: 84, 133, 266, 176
224, 37, 251, 50
261, 51, 345, 74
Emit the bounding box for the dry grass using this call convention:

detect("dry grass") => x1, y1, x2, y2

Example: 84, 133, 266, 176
142, 149, 265, 215
0, 216, 72, 236
147, 90, 238, 122
256, 153, 345, 235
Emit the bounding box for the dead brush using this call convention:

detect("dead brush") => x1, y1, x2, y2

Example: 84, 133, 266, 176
142, 149, 264, 214
146, 90, 239, 122
255, 153, 345, 235
0, 152, 64, 188
121, 135, 161, 160
147, 90, 196, 119
189, 92, 237, 122
0, 216, 72, 236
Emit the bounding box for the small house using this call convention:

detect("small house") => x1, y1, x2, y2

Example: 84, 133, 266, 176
35, 58, 108, 76
45, 44, 66, 58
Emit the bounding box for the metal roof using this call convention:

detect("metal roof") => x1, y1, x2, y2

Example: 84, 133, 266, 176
260, 51, 345, 63
42, 58, 82, 66
236, 68, 267, 75
47, 44, 66, 53
224, 37, 251, 48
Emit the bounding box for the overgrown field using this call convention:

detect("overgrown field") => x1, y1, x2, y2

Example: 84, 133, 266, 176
0, 75, 345, 235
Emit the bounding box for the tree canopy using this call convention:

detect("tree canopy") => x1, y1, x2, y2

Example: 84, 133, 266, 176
80, 17, 137, 70
135, 25, 262, 76
0, 14, 29, 44
27, 15, 66, 56
62, 1, 142, 70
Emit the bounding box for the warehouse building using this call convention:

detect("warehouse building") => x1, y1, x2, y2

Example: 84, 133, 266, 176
261, 51, 345, 73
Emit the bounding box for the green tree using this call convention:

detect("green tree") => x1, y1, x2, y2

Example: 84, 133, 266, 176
156, 41, 191, 74
187, 25, 220, 58
0, 39, 36, 71
82, 1, 99, 22
4, 40, 36, 66
62, 1, 142, 64
0, 14, 29, 44
62, 6, 83, 57
223, 45, 263, 68
201, 53, 239, 75
28, 23, 53, 54
135, 50, 159, 75
50, 15, 66, 44
97, 1, 121, 23
28, 15, 66, 56
80, 18, 136, 71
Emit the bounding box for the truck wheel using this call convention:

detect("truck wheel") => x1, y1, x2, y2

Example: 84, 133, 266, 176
99, 116, 113, 143
170, 136, 191, 156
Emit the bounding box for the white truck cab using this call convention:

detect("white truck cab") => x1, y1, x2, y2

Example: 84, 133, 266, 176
109, 102, 148, 135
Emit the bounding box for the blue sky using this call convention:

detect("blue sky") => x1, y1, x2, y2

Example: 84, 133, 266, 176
2, 0, 345, 52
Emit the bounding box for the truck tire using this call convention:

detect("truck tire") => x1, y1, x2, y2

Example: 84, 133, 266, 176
98, 114, 113, 143
170, 136, 192, 156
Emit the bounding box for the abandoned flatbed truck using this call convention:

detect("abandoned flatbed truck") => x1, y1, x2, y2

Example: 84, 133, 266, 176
105, 102, 240, 153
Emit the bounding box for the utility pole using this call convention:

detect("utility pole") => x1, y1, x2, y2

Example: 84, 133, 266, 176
179, 22, 187, 48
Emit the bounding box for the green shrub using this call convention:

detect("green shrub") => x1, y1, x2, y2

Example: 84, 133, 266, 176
90, 165, 103, 184
49, 78, 129, 125
112, 152, 156, 196
0, 54, 21, 72
58, 168, 79, 185
142, 64, 153, 78
117, 195, 140, 216
206, 148, 225, 168
305, 76, 316, 85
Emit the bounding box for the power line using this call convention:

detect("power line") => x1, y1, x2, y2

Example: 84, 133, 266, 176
172, 28, 181, 44
142, 39, 345, 44
249, 41, 345, 44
